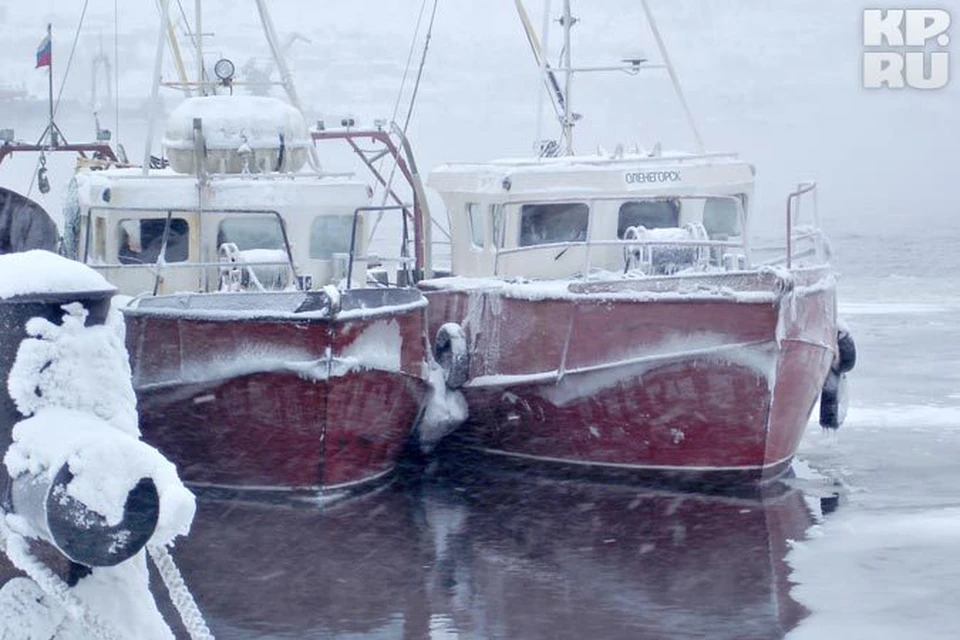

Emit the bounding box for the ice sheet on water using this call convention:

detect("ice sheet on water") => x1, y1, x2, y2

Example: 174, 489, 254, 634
839, 301, 955, 316
840, 405, 960, 430
787, 507, 960, 640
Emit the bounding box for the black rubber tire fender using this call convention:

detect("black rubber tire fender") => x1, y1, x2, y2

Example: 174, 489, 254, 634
819, 369, 841, 429
835, 330, 856, 374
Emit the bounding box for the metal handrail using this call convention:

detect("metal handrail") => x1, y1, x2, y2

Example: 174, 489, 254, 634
346, 204, 415, 290
312, 124, 437, 274
786, 182, 817, 269
91, 260, 294, 269
755, 247, 818, 267
495, 238, 742, 257
489, 193, 748, 276
494, 235, 744, 278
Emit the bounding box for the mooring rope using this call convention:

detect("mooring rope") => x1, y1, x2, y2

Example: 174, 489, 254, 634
148, 544, 215, 640
0, 512, 122, 640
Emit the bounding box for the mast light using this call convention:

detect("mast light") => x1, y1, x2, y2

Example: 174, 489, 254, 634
214, 58, 236, 84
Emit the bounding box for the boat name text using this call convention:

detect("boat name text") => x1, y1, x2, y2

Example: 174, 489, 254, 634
624, 171, 682, 185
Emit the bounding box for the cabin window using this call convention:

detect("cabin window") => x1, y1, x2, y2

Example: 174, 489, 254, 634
217, 216, 285, 251
491, 205, 505, 248
617, 200, 680, 237
118, 218, 190, 265
309, 215, 354, 259
466, 203, 485, 248
519, 202, 589, 247
703, 197, 742, 238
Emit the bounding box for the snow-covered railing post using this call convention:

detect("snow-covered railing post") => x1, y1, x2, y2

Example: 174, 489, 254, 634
0, 259, 116, 528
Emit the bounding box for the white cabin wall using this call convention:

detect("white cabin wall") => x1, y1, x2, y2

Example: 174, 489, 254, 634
440, 192, 498, 278
74, 170, 373, 294
586, 200, 623, 274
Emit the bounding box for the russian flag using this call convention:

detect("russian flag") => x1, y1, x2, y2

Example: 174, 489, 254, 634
36, 30, 51, 69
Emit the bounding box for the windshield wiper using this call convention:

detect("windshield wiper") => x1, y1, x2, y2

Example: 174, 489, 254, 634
554, 230, 586, 260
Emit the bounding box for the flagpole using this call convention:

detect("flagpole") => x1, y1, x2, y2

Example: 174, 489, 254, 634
46, 23, 56, 148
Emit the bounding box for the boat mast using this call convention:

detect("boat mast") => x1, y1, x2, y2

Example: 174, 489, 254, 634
253, 0, 320, 169
514, 0, 565, 154
195, 0, 204, 95
561, 0, 574, 155
142, 0, 170, 174
534, 0, 552, 151
45, 24, 56, 148
166, 16, 192, 98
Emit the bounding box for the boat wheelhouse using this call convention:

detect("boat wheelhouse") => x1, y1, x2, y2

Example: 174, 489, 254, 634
430, 152, 755, 281
66, 96, 384, 297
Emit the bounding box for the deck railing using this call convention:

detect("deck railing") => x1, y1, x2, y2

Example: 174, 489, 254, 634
493, 237, 745, 279
489, 184, 825, 280
785, 182, 819, 269
345, 204, 418, 290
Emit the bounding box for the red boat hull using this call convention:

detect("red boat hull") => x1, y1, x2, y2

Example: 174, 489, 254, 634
422, 269, 836, 483
123, 291, 430, 493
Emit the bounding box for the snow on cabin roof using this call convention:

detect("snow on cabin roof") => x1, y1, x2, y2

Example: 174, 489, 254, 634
74, 168, 371, 212
428, 151, 756, 197
163, 96, 312, 154
460, 149, 743, 167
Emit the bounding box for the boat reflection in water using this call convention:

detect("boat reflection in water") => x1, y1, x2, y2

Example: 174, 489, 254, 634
163, 456, 819, 640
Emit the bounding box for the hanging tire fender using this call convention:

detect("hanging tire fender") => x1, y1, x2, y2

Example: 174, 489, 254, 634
834, 330, 856, 374
434, 323, 469, 390
820, 328, 856, 429
819, 369, 843, 429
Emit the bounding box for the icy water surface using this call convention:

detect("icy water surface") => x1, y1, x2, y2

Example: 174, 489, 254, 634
158, 461, 822, 640
780, 222, 960, 639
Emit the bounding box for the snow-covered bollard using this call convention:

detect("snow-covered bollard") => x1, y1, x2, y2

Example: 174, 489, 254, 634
5, 408, 185, 567
0, 251, 203, 639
